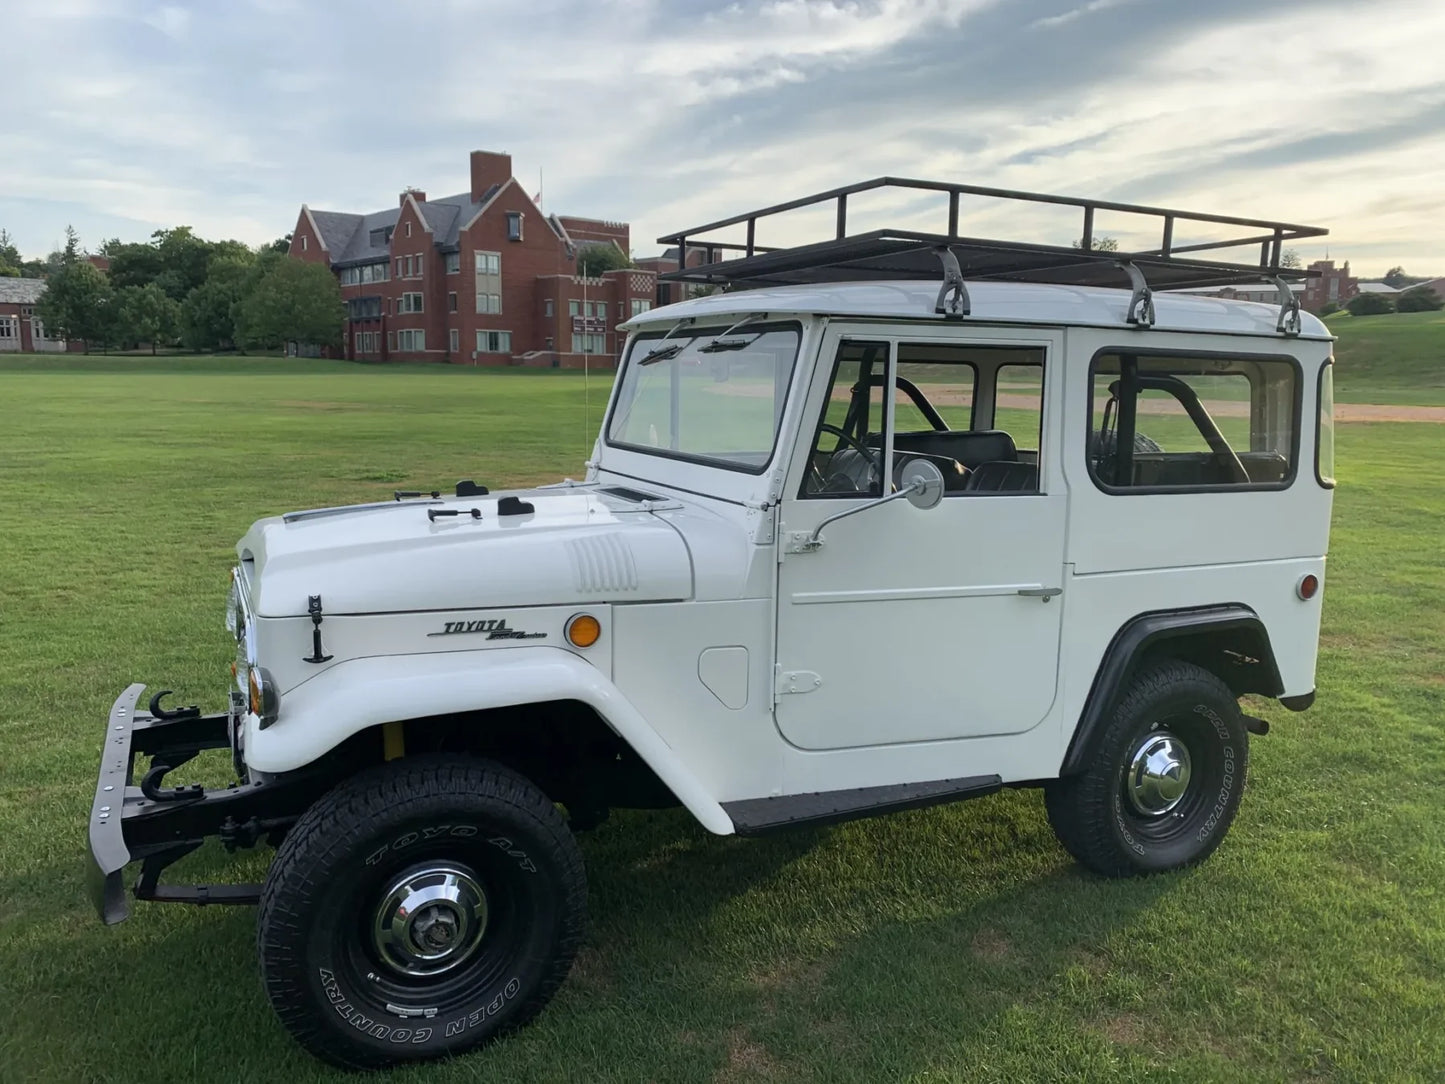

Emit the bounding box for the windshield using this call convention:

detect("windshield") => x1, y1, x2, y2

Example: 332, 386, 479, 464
606, 322, 801, 473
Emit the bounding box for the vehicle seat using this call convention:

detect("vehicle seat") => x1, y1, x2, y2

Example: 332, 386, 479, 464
895, 429, 1017, 470
963, 461, 1038, 493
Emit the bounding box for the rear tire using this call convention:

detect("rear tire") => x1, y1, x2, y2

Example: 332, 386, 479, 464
1045, 660, 1249, 877
257, 755, 585, 1069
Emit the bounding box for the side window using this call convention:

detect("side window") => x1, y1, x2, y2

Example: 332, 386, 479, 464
1089, 352, 1298, 491
995, 363, 1043, 457
801, 341, 887, 498
892, 345, 1043, 496
1316, 361, 1336, 488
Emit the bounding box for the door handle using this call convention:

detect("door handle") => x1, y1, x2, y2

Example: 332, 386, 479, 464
1017, 587, 1062, 600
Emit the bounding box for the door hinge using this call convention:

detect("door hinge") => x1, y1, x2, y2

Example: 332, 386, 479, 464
775, 666, 823, 696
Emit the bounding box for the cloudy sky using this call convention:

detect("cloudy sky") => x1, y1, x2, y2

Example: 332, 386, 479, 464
3, 0, 1443, 276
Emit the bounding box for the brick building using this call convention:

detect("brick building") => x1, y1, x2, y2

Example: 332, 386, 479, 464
1300, 259, 1357, 313
0, 278, 66, 353
289, 150, 658, 367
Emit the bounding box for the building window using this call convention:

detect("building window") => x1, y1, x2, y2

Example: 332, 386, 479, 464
397, 328, 426, 351
448, 292, 458, 313
506, 212, 523, 242
300, 235, 308, 251
477, 330, 512, 353
346, 296, 382, 319
449, 328, 460, 354
405, 222, 412, 238
630, 299, 653, 317
414, 254, 422, 278
595, 301, 606, 322
474, 251, 500, 275
395, 257, 403, 279
370, 227, 393, 248
571, 332, 606, 353
387, 331, 396, 351
400, 292, 424, 313
475, 293, 501, 315
545, 336, 554, 349
544, 298, 554, 318
445, 252, 460, 274
0, 316, 14, 340
568, 299, 580, 318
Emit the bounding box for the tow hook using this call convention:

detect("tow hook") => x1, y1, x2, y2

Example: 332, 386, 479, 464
1243, 714, 1270, 736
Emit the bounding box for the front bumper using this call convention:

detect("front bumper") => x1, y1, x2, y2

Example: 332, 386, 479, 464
88, 684, 317, 924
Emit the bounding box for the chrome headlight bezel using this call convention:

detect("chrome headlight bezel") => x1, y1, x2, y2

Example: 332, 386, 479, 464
227, 567, 258, 697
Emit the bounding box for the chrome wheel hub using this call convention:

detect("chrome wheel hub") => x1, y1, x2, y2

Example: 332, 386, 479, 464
1124, 731, 1192, 816
372, 865, 488, 977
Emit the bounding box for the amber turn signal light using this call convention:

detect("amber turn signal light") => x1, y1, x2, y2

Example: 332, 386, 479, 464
1297, 574, 1320, 600
566, 613, 602, 648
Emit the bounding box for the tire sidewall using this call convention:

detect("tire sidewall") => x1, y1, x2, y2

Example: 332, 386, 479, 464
259, 766, 582, 1066
1104, 674, 1248, 872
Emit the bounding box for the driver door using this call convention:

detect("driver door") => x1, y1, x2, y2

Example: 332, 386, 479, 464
773, 327, 1067, 751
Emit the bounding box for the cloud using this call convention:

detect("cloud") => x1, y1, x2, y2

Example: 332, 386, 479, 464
0, 0, 1441, 275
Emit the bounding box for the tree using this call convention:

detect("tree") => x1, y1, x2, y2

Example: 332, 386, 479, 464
0, 229, 23, 277
1396, 285, 1443, 313
116, 283, 180, 353
150, 226, 212, 300
267, 234, 293, 254
180, 278, 245, 351
1382, 266, 1428, 289
105, 240, 166, 291
1345, 292, 1395, 316
232, 257, 343, 352
1318, 301, 1342, 317
36, 262, 115, 351
61, 225, 83, 265
1071, 236, 1120, 252
576, 243, 633, 277
1280, 250, 1302, 269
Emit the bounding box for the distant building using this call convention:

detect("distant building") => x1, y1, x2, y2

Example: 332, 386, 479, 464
1354, 281, 1401, 295
1410, 276, 1445, 300
1177, 282, 1304, 306
1300, 260, 1356, 313
288, 150, 657, 367
0, 278, 67, 353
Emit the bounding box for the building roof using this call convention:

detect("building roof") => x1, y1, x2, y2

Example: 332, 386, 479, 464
0, 278, 47, 304
1355, 282, 1400, 294
621, 280, 1331, 341
312, 188, 504, 267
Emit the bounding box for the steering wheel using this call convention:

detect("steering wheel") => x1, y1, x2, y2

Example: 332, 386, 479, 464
814, 423, 884, 492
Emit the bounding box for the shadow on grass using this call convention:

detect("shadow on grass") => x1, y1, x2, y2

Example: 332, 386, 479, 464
2, 801, 1180, 1083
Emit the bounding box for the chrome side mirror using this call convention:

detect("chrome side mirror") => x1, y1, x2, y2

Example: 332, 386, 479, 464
899, 459, 945, 510
802, 458, 946, 549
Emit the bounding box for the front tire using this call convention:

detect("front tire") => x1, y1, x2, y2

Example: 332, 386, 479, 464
257, 755, 586, 1069
1045, 660, 1249, 877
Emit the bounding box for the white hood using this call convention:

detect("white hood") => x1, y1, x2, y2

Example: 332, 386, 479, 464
238, 489, 693, 617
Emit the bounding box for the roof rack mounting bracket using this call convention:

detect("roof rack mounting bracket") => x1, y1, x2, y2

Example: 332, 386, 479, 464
1117, 260, 1155, 328
933, 246, 970, 319
1272, 275, 1302, 336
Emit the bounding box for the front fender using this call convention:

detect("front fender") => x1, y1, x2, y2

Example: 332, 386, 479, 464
243, 646, 735, 835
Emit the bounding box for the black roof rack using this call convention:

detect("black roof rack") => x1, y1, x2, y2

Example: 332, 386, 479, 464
656, 177, 1328, 334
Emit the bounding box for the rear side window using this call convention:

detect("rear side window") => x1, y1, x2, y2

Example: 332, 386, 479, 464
1317, 361, 1336, 488
1089, 352, 1299, 492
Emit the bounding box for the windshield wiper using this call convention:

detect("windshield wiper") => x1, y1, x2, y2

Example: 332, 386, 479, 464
697, 312, 768, 354
639, 342, 684, 364
638, 317, 696, 365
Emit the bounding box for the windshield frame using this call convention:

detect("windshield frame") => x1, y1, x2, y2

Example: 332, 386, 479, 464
603, 319, 804, 476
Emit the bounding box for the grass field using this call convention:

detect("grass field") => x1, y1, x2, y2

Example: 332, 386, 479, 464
1327, 310, 1445, 404
1, 351, 1442, 1083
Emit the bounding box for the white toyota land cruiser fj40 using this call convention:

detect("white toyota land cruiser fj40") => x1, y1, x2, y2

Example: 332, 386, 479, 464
89, 179, 1335, 1068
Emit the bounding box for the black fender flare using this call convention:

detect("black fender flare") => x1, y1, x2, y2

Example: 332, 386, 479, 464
1059, 604, 1283, 777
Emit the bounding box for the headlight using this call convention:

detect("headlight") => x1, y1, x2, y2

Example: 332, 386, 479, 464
226, 566, 258, 698
249, 666, 280, 729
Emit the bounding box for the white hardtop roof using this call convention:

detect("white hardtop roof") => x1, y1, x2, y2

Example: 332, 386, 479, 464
620, 280, 1331, 341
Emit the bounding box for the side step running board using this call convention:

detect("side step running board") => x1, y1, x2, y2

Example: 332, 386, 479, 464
723, 774, 1002, 835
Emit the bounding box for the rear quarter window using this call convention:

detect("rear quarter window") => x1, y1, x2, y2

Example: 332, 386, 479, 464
1089, 350, 1300, 493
